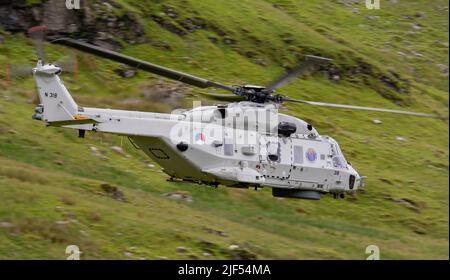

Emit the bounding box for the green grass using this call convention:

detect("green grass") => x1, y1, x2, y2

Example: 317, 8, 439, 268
0, 0, 448, 259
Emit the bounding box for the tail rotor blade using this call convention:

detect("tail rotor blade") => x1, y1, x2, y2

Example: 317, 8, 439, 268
28, 26, 48, 63
7, 64, 33, 79
54, 54, 78, 73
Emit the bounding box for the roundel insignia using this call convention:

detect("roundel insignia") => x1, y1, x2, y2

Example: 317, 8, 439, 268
195, 132, 206, 143
306, 148, 317, 162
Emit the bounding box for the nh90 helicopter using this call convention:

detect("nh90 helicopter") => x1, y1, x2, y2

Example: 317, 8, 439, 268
22, 26, 437, 200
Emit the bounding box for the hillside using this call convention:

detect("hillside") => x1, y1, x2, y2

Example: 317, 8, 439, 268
0, 0, 448, 259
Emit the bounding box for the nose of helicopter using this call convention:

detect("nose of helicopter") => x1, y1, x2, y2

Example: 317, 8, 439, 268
348, 165, 364, 192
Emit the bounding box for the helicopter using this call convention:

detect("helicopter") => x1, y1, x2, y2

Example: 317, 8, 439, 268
22, 26, 437, 200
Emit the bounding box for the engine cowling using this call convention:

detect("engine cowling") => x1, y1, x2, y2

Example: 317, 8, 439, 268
277, 122, 297, 137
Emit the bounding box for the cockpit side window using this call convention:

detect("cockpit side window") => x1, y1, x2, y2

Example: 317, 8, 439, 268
329, 139, 347, 169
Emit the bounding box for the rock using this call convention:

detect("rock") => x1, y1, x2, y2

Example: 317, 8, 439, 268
124, 251, 133, 257
396, 136, 407, 142
63, 212, 76, 219
54, 160, 64, 166
114, 66, 136, 78
92, 39, 122, 52
60, 196, 75, 205
140, 83, 185, 107
100, 183, 127, 202
384, 196, 422, 212
437, 41, 449, 48
167, 11, 177, 18
179, 18, 205, 32
413, 229, 426, 235
202, 252, 212, 257
163, 191, 193, 203
147, 164, 155, 168
163, 5, 178, 19
205, 228, 227, 237
0, 221, 13, 228
151, 15, 187, 36
187, 254, 198, 259
379, 178, 394, 185
253, 58, 266, 66
436, 64, 449, 76
372, 119, 382, 124
402, 15, 414, 20
331, 74, 340, 81
41, 0, 79, 33
366, 15, 379, 20
412, 24, 422, 31
88, 212, 101, 222
110, 146, 127, 156
90, 146, 99, 154
395, 198, 418, 208
415, 12, 425, 18
409, 50, 423, 58
176, 246, 188, 253
55, 220, 70, 225
90, 146, 108, 160
227, 244, 257, 260
207, 35, 218, 43
197, 239, 219, 254
223, 38, 235, 45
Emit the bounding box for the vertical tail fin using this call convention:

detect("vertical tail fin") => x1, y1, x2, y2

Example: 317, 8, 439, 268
33, 60, 78, 123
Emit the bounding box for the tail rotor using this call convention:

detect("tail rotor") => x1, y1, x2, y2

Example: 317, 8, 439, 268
4, 26, 78, 85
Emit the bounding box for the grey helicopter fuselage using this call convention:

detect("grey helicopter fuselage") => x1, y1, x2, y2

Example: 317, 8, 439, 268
27, 35, 434, 201
134, 102, 364, 199
32, 62, 363, 200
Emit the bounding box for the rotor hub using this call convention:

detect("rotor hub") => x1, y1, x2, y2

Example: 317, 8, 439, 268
233, 85, 282, 103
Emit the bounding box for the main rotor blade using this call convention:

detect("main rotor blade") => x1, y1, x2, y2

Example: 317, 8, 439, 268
283, 98, 437, 118
199, 92, 245, 101
51, 38, 235, 92
265, 55, 332, 92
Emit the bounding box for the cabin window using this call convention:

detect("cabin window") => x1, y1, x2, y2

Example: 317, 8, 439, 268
293, 146, 303, 164
268, 154, 279, 161
267, 142, 280, 162
214, 107, 227, 119
330, 139, 347, 169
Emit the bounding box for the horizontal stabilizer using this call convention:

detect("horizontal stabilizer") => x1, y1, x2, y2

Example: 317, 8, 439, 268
47, 117, 98, 127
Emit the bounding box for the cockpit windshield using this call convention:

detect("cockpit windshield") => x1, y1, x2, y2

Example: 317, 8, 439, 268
329, 137, 347, 169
